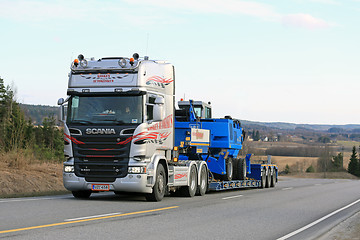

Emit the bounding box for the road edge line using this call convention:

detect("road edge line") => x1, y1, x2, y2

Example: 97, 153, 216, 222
277, 198, 360, 240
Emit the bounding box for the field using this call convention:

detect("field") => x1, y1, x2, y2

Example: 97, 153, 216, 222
246, 140, 360, 174
0, 140, 359, 197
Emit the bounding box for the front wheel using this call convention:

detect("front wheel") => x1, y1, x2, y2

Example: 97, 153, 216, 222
145, 164, 166, 202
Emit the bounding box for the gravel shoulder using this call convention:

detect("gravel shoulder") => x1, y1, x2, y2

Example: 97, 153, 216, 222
317, 211, 360, 240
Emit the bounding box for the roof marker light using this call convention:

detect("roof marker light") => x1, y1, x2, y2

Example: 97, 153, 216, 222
118, 58, 127, 68
80, 59, 88, 68
73, 59, 79, 67
130, 58, 134, 66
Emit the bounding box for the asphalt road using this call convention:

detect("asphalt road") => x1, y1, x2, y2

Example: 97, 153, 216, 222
0, 177, 359, 240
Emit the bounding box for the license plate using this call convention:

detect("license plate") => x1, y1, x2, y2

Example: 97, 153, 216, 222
91, 184, 110, 191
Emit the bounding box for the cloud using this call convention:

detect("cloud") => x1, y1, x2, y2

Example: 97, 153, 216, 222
0, 0, 83, 22
308, 0, 340, 5
282, 13, 331, 29
127, 0, 334, 29
0, 0, 335, 30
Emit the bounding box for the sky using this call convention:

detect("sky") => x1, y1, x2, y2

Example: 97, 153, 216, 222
0, 0, 359, 125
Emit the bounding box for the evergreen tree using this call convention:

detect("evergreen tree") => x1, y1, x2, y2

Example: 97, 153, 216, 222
332, 152, 343, 171
348, 146, 358, 176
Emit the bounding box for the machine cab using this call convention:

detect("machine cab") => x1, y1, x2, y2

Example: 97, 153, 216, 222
176, 100, 212, 122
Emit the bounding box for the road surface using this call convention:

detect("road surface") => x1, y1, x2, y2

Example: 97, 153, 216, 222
0, 177, 359, 240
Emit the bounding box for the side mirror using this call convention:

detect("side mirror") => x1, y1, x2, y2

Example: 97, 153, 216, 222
153, 96, 164, 121
58, 98, 64, 106
58, 98, 65, 122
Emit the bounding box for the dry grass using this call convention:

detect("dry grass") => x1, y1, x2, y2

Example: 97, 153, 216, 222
0, 150, 66, 197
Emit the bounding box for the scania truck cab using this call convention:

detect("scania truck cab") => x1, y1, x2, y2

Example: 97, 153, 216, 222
59, 54, 180, 201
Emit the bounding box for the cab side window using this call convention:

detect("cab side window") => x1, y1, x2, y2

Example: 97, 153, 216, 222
146, 95, 156, 121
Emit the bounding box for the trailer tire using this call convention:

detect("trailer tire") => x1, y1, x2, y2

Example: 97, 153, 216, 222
72, 190, 91, 199
238, 158, 247, 180
196, 165, 208, 196
180, 165, 198, 197
265, 168, 271, 188
145, 164, 166, 202
270, 169, 276, 187
260, 168, 266, 189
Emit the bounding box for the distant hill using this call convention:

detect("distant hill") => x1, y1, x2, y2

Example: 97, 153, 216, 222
241, 120, 360, 133
20, 104, 59, 125
19, 103, 360, 131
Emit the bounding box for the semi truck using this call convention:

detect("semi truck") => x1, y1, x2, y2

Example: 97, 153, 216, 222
58, 53, 278, 201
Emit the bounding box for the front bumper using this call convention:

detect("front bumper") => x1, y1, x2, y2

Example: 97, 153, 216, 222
63, 172, 153, 193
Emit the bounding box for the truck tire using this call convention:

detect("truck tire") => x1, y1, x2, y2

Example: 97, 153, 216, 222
260, 168, 266, 189
72, 190, 91, 199
145, 164, 166, 202
196, 165, 208, 196
180, 165, 198, 197
265, 168, 270, 188
223, 158, 233, 181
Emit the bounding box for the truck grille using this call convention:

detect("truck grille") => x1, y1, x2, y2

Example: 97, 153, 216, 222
71, 134, 132, 180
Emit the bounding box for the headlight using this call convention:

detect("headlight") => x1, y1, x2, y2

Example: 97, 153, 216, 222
64, 165, 74, 173
128, 166, 146, 174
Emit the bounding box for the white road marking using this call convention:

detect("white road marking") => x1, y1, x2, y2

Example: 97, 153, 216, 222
314, 183, 322, 186
222, 195, 243, 200
65, 212, 123, 222
0, 196, 68, 203
282, 187, 293, 191
277, 198, 360, 240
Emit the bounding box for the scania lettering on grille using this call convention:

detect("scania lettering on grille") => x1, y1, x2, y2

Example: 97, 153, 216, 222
86, 128, 116, 135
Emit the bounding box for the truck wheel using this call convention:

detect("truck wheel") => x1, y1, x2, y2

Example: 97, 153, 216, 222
238, 158, 247, 180
265, 168, 271, 188
72, 190, 91, 199
145, 164, 166, 202
196, 165, 208, 196
180, 165, 198, 197
223, 158, 233, 181
260, 168, 266, 189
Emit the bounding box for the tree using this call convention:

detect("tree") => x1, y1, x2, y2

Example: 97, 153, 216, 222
284, 164, 290, 174
332, 152, 343, 171
348, 146, 358, 176
306, 165, 315, 173
253, 130, 260, 141
317, 144, 333, 172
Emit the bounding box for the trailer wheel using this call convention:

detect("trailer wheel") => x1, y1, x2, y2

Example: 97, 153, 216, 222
72, 190, 91, 199
238, 158, 247, 180
145, 164, 166, 202
270, 169, 276, 187
223, 158, 233, 181
196, 165, 208, 196
260, 168, 266, 189
180, 165, 198, 197
265, 168, 271, 188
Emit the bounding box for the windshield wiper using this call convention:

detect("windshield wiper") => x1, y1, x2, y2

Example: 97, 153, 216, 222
71, 120, 94, 125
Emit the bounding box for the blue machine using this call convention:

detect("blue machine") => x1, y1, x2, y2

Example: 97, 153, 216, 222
174, 99, 278, 190
174, 100, 248, 180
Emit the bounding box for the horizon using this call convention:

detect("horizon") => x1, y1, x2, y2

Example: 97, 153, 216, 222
1, 0, 359, 125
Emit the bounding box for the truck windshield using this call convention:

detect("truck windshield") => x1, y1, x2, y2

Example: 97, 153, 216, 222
67, 95, 143, 125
